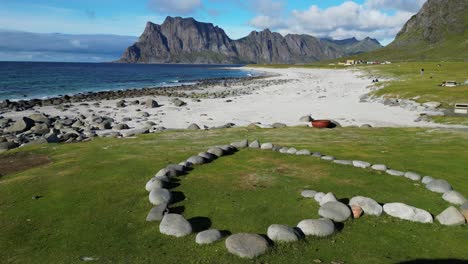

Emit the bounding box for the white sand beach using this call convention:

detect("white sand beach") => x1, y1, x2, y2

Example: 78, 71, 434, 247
1, 67, 453, 130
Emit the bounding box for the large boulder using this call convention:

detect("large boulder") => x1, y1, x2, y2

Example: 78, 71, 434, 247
442, 191, 466, 205
371, 164, 387, 171
386, 169, 405, 177
29, 113, 50, 123
426, 179, 452, 193
353, 160, 372, 168
319, 192, 337, 206
421, 176, 434, 184
318, 201, 351, 222
297, 218, 335, 237
146, 203, 167, 222
159, 214, 192, 237
5, 117, 35, 133
145, 99, 159, 108
301, 190, 317, 198
383, 203, 433, 223
267, 224, 301, 242
225, 233, 269, 259
286, 148, 298, 154
207, 147, 224, 157
404, 172, 421, 181
148, 188, 172, 205
249, 140, 260, 149
187, 156, 206, 165
436, 206, 466, 226
145, 177, 164, 192
260, 143, 273, 150
196, 229, 222, 245
349, 196, 383, 216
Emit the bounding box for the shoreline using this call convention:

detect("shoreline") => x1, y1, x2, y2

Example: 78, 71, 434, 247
1, 66, 467, 152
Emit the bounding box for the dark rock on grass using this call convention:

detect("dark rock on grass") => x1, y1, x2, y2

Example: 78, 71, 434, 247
187, 156, 206, 165
207, 147, 224, 157
146, 203, 168, 222
225, 233, 269, 259
5, 117, 35, 133
0, 141, 18, 152
187, 123, 201, 130
198, 152, 217, 161
196, 229, 223, 244
436, 206, 466, 226
297, 218, 335, 237
318, 201, 351, 222
159, 214, 192, 237
267, 224, 302, 242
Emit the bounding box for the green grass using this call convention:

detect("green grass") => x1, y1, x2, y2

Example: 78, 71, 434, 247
1, 127, 467, 263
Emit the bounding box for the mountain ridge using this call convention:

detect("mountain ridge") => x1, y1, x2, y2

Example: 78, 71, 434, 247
118, 16, 382, 64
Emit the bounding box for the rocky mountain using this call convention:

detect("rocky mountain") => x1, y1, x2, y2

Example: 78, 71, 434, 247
355, 0, 468, 61
118, 16, 382, 64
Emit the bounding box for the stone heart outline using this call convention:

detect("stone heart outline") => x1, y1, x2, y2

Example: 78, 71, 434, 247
143, 139, 467, 259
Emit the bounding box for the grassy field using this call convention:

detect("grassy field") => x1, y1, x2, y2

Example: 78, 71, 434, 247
1, 126, 467, 263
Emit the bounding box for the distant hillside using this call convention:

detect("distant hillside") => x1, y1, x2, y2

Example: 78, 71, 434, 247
353, 0, 468, 61
118, 16, 382, 64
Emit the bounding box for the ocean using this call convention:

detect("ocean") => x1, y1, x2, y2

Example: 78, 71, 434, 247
0, 62, 257, 101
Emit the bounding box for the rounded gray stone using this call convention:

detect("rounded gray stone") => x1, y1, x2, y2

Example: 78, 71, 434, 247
207, 147, 224, 157
260, 143, 273, 150
196, 229, 222, 244
436, 206, 466, 226
225, 233, 269, 259
333, 160, 353, 165
353, 160, 372, 168
267, 224, 301, 242
146, 203, 167, 222
421, 176, 434, 184
198, 152, 217, 161
297, 218, 335, 237
301, 190, 317, 198
319, 192, 337, 206
279, 147, 289, 153
296, 149, 311, 156
371, 164, 387, 171
187, 156, 206, 165
404, 172, 421, 181
149, 188, 172, 205
442, 191, 467, 205
159, 214, 192, 237
321, 156, 335, 161
314, 192, 325, 203
249, 140, 260, 149
231, 140, 248, 148
145, 177, 164, 192
286, 147, 297, 154
383, 203, 433, 223
386, 169, 405, 177
426, 179, 452, 194
319, 201, 352, 222
349, 196, 383, 216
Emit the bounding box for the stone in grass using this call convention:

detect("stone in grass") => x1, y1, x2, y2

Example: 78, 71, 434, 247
219, 145, 237, 154
421, 176, 434, 184
383, 203, 433, 223
301, 190, 317, 198
145, 177, 164, 192
321, 156, 335, 161
319, 201, 351, 222
436, 207, 466, 226
371, 164, 387, 171
404, 172, 421, 181
196, 229, 223, 245
319, 192, 337, 206
159, 214, 192, 237
287, 148, 298, 154
260, 143, 273, 150
279, 147, 289, 153
353, 160, 372, 168
149, 188, 172, 205
187, 156, 206, 165
314, 192, 325, 203
426, 179, 452, 194
231, 139, 248, 148
179, 161, 193, 168
249, 140, 260, 149
198, 152, 217, 161
334, 160, 353, 165
146, 203, 167, 222
386, 169, 405, 177
207, 147, 224, 157
295, 149, 311, 156
297, 218, 335, 237
442, 191, 467, 205
349, 196, 383, 216
267, 224, 302, 242
225, 233, 269, 259
312, 152, 322, 158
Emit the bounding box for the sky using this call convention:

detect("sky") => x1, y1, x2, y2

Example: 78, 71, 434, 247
0, 0, 427, 62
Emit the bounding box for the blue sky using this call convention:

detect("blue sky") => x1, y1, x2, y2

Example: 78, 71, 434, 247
0, 0, 427, 62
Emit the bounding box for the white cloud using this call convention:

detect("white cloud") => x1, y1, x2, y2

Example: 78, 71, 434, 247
147, 0, 202, 15
366, 0, 427, 12
248, 1, 420, 44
